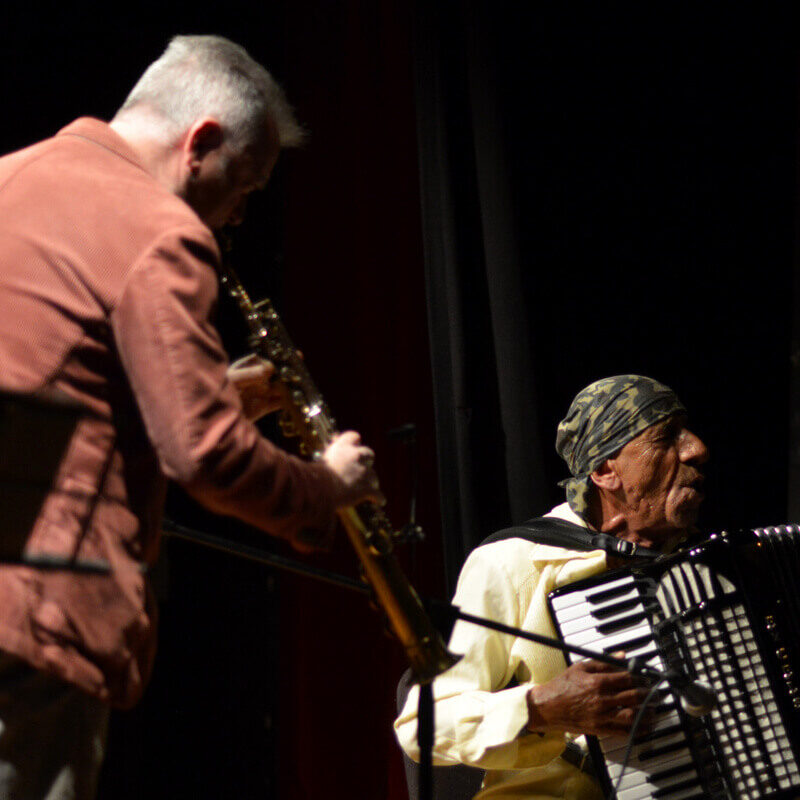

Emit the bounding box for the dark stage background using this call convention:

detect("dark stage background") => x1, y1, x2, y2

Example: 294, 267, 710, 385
1, 3, 798, 799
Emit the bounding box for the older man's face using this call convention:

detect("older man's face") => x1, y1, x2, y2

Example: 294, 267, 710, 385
609, 414, 708, 536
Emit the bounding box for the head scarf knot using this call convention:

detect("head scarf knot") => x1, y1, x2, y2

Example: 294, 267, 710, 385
555, 375, 685, 520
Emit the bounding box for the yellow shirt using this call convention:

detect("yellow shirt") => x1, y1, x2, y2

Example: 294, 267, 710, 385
394, 503, 607, 799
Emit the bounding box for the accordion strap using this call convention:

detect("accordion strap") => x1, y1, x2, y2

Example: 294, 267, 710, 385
480, 516, 662, 561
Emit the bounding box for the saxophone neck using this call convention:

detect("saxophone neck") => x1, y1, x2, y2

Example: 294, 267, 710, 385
218, 260, 266, 341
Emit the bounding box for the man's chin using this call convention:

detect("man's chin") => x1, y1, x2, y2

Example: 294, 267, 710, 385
670, 507, 701, 532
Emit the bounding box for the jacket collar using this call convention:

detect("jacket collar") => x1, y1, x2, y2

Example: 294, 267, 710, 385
57, 118, 149, 174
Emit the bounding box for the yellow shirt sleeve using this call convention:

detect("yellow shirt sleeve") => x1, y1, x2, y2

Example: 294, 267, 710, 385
394, 536, 606, 771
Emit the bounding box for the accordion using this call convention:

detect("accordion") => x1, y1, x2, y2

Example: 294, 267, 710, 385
548, 525, 800, 800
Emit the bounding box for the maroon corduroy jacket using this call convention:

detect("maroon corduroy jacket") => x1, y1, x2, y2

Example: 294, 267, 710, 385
0, 118, 339, 708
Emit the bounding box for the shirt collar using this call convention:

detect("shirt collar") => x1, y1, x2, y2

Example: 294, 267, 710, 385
543, 501, 589, 529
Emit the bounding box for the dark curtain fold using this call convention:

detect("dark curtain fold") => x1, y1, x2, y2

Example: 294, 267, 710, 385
413, 0, 550, 591
415, 2, 799, 591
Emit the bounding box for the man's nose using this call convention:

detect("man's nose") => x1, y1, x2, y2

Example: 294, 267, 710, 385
680, 428, 709, 465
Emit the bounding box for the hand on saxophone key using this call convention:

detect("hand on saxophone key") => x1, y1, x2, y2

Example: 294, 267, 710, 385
228, 354, 285, 420
322, 431, 386, 507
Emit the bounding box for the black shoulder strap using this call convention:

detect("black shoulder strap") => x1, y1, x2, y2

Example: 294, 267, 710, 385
480, 516, 662, 561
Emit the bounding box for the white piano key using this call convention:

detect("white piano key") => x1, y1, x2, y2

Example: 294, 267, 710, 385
604, 731, 689, 764
611, 755, 696, 787
641, 786, 706, 800
562, 621, 653, 651
599, 720, 684, 764
616, 784, 652, 800
549, 575, 637, 611
559, 604, 646, 636
607, 750, 695, 785
617, 780, 663, 800
618, 766, 702, 800
554, 588, 643, 624
590, 623, 655, 654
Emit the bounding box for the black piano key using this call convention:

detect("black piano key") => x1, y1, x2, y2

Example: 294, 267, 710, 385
654, 701, 677, 715
633, 723, 683, 745
649, 761, 696, 782
597, 611, 648, 635
591, 596, 643, 620
637, 740, 688, 761
627, 647, 661, 665
679, 747, 716, 773
602, 633, 653, 654
651, 776, 702, 797
653, 792, 705, 800
585, 581, 637, 605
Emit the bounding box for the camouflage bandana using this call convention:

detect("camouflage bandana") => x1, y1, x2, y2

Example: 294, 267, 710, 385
555, 375, 686, 521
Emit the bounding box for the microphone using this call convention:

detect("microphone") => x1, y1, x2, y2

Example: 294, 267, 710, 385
666, 671, 717, 717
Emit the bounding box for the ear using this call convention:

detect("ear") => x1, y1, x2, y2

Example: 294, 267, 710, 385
183, 118, 224, 175
589, 459, 622, 492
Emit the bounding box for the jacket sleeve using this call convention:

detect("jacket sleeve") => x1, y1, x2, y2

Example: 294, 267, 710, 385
394, 546, 567, 770
109, 224, 340, 541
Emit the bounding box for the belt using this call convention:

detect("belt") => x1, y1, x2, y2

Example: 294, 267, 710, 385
560, 742, 597, 778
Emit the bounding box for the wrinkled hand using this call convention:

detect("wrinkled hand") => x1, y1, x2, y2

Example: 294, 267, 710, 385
322, 431, 385, 507
228, 354, 285, 421
526, 657, 652, 737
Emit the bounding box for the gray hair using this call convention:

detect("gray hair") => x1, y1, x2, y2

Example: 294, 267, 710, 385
116, 35, 305, 148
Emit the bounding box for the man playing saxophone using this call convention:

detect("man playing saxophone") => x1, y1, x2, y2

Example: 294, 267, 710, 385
0, 35, 380, 800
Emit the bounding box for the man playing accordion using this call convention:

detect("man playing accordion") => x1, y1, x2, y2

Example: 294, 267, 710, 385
395, 374, 709, 799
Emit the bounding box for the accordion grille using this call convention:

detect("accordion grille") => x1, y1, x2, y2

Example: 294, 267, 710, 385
657, 554, 800, 799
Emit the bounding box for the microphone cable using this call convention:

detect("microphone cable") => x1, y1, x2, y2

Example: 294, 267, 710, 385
607, 676, 668, 800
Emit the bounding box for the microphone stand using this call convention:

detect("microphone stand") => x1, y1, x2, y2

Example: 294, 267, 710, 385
430, 598, 658, 676
161, 520, 713, 800
411, 599, 715, 800
162, 518, 371, 596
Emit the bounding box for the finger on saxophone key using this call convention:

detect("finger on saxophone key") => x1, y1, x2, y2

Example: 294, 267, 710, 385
227, 355, 285, 420
323, 431, 386, 506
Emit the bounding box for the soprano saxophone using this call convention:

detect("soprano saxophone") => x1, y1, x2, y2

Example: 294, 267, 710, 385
220, 260, 458, 683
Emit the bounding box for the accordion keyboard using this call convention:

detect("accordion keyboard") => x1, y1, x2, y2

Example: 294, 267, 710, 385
551, 574, 714, 800
549, 527, 800, 800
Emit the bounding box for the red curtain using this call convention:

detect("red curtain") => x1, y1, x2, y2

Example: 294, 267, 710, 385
278, 2, 445, 797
